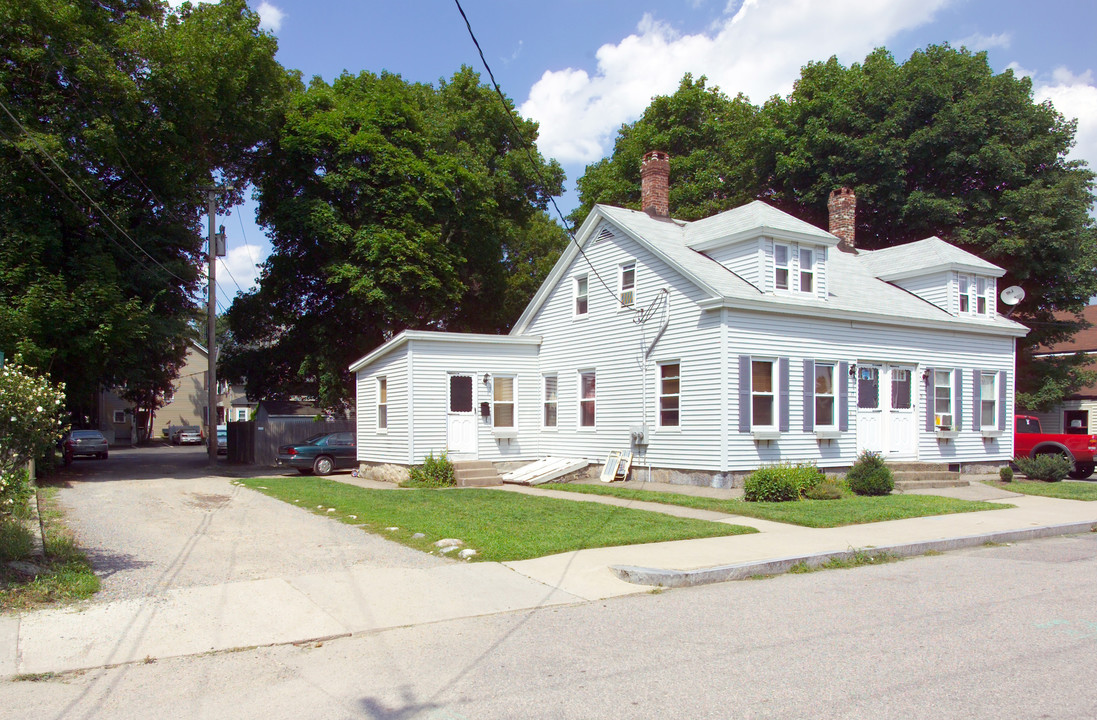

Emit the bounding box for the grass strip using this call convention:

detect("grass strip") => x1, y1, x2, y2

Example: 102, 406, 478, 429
239, 477, 756, 562
541, 483, 1010, 528
984, 479, 1097, 501
1, 488, 100, 612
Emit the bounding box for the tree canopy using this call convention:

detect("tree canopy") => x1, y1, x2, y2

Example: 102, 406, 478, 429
0, 0, 292, 420
221, 67, 566, 408
575, 46, 1097, 409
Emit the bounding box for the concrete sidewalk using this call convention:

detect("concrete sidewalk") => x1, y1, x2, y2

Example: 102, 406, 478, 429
4, 479, 1097, 678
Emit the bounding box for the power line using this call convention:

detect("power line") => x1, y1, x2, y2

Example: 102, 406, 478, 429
452, 0, 627, 311
236, 208, 261, 277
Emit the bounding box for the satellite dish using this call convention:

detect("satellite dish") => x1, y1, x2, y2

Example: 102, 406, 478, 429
1000, 286, 1025, 306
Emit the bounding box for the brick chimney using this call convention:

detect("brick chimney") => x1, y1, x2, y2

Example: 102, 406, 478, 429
828, 187, 856, 253
640, 150, 670, 218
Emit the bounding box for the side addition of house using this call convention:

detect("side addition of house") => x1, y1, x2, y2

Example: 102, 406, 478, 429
350, 152, 1028, 486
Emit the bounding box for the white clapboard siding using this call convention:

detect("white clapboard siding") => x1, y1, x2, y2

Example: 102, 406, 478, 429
705, 240, 763, 289
355, 343, 409, 465
893, 271, 951, 313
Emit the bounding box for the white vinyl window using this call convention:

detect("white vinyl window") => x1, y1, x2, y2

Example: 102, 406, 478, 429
774, 245, 790, 290
113, 410, 126, 424
814, 363, 835, 428
574, 275, 589, 317
619, 262, 636, 308
493, 376, 515, 428
234, 408, 249, 421
659, 362, 680, 427
980, 371, 997, 429
543, 375, 558, 428
377, 377, 388, 430
959, 275, 971, 313
799, 248, 814, 294
934, 370, 954, 429
579, 370, 596, 428
751, 359, 776, 428
976, 277, 988, 314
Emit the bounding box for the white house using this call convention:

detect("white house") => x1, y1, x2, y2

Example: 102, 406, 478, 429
350, 152, 1029, 486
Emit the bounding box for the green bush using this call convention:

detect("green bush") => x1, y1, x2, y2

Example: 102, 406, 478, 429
743, 462, 823, 502
402, 451, 456, 488
845, 451, 894, 496
804, 480, 843, 500
1014, 454, 1072, 482
999, 466, 1014, 483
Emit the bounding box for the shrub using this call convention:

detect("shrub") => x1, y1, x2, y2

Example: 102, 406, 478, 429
744, 462, 824, 502
845, 451, 894, 496
402, 451, 456, 488
1014, 454, 1072, 482
0, 357, 68, 512
804, 480, 843, 500
999, 466, 1013, 483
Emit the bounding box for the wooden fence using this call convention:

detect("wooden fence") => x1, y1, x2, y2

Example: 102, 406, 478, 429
228, 418, 356, 466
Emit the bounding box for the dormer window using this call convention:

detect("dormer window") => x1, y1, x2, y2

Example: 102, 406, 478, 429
799, 248, 814, 294
959, 275, 970, 313
774, 244, 790, 290
958, 274, 993, 316
976, 277, 988, 314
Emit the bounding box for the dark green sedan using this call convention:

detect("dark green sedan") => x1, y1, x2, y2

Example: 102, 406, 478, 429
276, 432, 357, 476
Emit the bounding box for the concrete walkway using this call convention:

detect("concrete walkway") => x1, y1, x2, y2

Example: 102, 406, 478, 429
4, 477, 1097, 678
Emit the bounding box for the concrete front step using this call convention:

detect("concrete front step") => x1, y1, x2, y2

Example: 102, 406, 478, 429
453, 461, 502, 487
888, 462, 960, 472
892, 471, 964, 482
895, 479, 970, 490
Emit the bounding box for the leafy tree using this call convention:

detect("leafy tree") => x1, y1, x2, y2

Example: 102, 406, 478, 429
0, 356, 68, 510
576, 46, 1097, 407
0, 0, 292, 419
223, 67, 564, 407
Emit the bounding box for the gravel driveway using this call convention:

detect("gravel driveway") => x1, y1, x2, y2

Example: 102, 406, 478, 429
52, 446, 445, 603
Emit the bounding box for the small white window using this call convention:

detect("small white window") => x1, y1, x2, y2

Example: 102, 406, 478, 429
799, 248, 814, 294
774, 245, 789, 290
659, 362, 680, 427
574, 275, 589, 316
113, 410, 126, 424
377, 377, 388, 430
579, 370, 596, 428
980, 372, 997, 429
235, 408, 249, 421
976, 277, 988, 314
934, 370, 953, 429
815, 363, 835, 428
619, 262, 636, 308
493, 376, 515, 428
543, 375, 558, 428
959, 275, 970, 313
751, 359, 776, 428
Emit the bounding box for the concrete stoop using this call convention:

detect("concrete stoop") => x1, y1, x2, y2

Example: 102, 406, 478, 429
889, 462, 968, 491
453, 460, 502, 487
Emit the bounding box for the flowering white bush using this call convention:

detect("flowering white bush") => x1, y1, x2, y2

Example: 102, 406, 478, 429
0, 357, 68, 510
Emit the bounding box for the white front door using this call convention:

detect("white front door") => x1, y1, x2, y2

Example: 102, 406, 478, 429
856, 363, 918, 459
447, 373, 477, 459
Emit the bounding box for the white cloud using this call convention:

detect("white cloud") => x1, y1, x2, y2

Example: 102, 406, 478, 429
219, 244, 264, 296
953, 31, 1011, 51
522, 0, 951, 164
256, 2, 284, 32
1034, 68, 1097, 168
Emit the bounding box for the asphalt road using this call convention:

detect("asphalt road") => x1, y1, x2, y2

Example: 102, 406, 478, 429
6, 519, 1097, 718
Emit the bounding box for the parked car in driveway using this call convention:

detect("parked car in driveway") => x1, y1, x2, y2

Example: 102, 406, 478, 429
63, 429, 109, 461
171, 426, 204, 445
212, 425, 227, 455
277, 432, 356, 476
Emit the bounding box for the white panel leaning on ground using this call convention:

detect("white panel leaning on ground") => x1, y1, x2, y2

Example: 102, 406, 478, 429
349, 151, 1028, 487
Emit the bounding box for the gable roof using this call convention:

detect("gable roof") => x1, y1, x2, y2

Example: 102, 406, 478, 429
511, 201, 1027, 338
349, 330, 541, 373
1034, 305, 1097, 354
857, 236, 1005, 281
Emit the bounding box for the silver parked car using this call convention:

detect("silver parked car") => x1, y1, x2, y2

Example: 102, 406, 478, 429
64, 429, 109, 460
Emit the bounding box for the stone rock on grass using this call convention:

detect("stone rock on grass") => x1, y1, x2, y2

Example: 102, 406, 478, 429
458, 549, 477, 560
434, 538, 463, 548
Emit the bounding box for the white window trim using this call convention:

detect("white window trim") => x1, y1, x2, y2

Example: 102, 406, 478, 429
751, 358, 778, 431
376, 376, 388, 433
958, 274, 971, 314
657, 361, 681, 429
234, 408, 249, 422
933, 369, 955, 430
492, 375, 516, 430
798, 247, 815, 295
573, 275, 589, 318
618, 261, 636, 310
979, 370, 998, 430
113, 410, 127, 424
578, 369, 596, 430
814, 362, 837, 430
542, 374, 558, 430
773, 244, 790, 292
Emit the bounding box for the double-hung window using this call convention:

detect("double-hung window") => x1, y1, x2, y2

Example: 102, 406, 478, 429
493, 376, 515, 428
543, 375, 558, 428
959, 275, 971, 313
377, 377, 388, 430
751, 359, 776, 428
980, 371, 997, 429
976, 277, 988, 314
814, 363, 835, 428
774, 245, 790, 290
799, 248, 814, 294
574, 275, 589, 316
934, 370, 954, 429
579, 371, 596, 428
659, 362, 680, 427
619, 262, 636, 308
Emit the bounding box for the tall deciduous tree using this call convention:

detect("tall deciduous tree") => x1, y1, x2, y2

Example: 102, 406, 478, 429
222, 67, 565, 408
0, 0, 292, 420
575, 46, 1097, 408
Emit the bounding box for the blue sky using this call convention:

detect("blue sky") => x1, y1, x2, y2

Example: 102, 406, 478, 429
188, 0, 1097, 306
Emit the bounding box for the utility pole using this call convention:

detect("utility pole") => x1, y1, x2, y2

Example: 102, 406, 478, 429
203, 184, 230, 466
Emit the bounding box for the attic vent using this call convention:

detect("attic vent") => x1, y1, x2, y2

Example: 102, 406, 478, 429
593, 226, 615, 244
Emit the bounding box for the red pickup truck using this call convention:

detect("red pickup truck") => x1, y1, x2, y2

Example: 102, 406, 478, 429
1015, 415, 1097, 479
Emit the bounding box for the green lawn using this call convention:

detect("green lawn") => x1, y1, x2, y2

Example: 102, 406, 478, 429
541, 483, 1011, 528
239, 477, 756, 562
984, 479, 1097, 501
